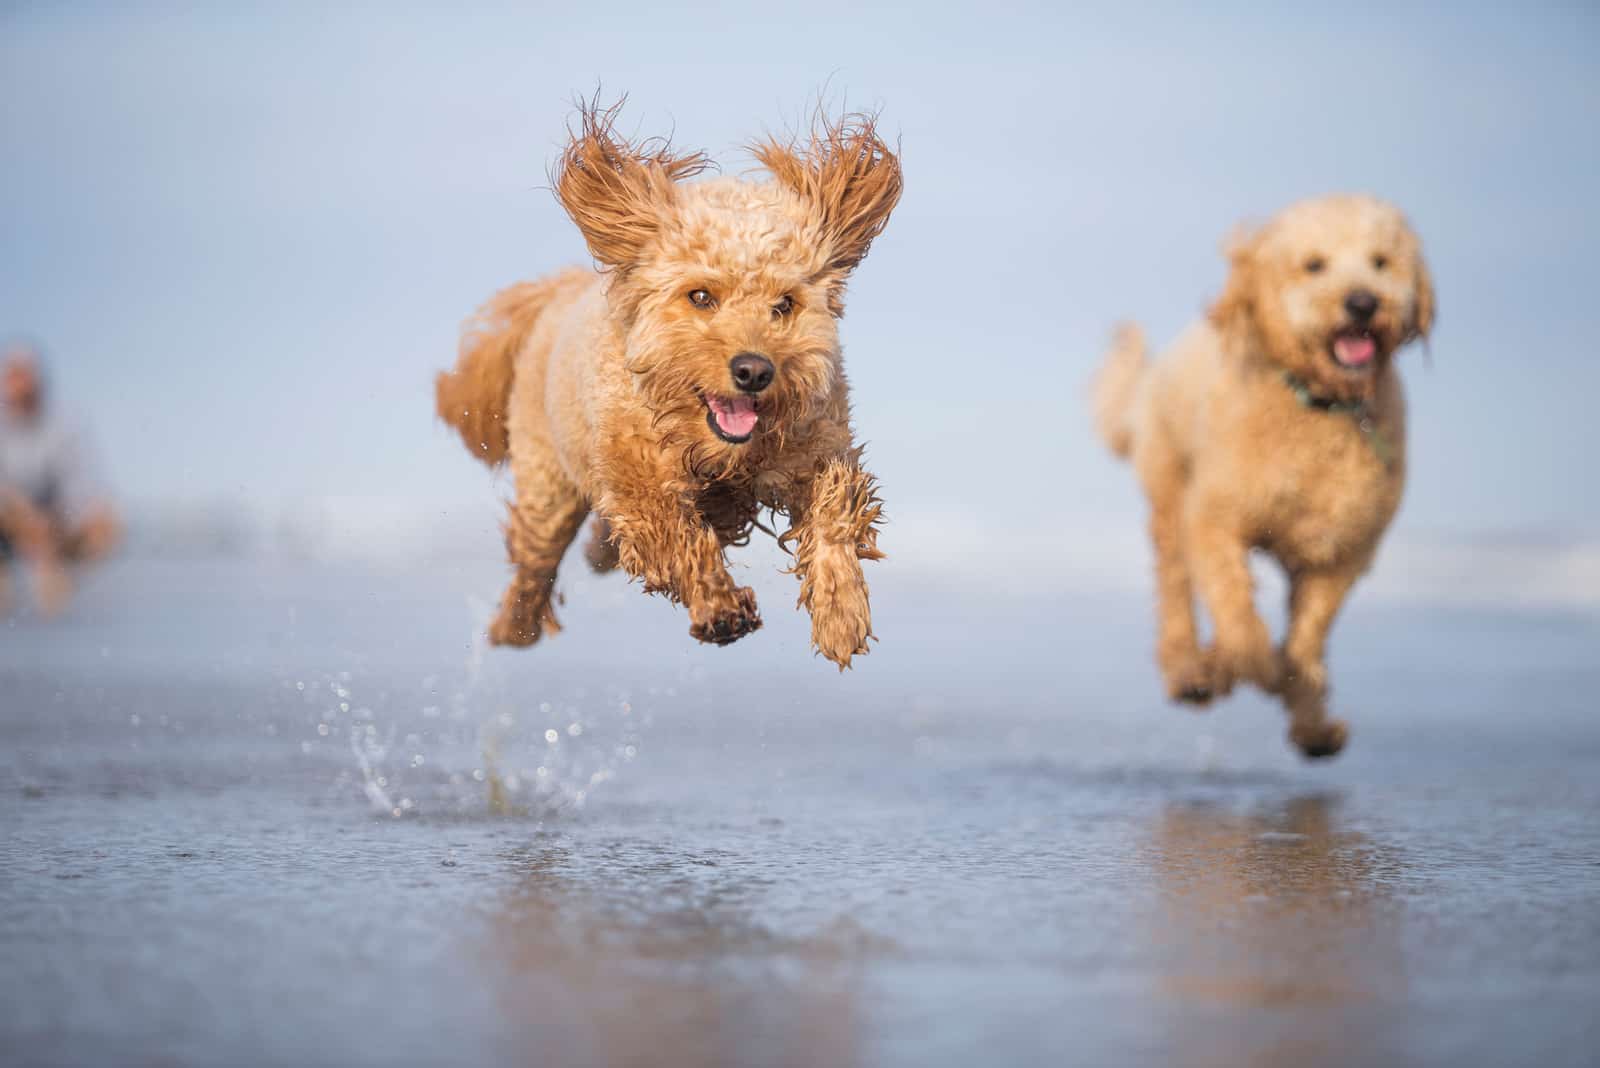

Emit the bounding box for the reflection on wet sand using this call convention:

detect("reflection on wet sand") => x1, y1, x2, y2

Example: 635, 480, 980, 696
1148, 794, 1408, 1066
475, 838, 867, 1068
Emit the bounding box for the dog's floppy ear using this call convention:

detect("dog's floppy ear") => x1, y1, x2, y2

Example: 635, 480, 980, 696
554, 96, 711, 274
1410, 253, 1435, 343
753, 110, 902, 314
1209, 222, 1262, 334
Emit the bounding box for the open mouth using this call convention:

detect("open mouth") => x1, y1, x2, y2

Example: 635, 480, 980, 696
1329, 327, 1379, 371
703, 392, 759, 444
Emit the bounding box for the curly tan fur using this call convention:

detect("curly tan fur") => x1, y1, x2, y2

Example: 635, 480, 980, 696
752, 112, 903, 316
1093, 194, 1435, 759
436, 98, 900, 667
436, 271, 591, 466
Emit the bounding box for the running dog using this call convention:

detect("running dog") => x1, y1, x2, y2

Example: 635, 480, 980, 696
1093, 195, 1434, 756
436, 100, 900, 668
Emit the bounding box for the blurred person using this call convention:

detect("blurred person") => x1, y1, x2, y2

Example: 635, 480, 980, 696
0, 340, 119, 617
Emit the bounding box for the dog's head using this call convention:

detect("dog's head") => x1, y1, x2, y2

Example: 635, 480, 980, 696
1210, 195, 1434, 402
553, 100, 901, 472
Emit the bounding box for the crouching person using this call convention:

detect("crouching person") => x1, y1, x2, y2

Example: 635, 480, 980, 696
0, 341, 120, 617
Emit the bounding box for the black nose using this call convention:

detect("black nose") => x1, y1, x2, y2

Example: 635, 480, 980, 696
1344, 288, 1380, 323
729, 352, 774, 394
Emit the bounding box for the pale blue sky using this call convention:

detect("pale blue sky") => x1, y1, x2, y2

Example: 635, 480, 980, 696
3, 3, 1596, 552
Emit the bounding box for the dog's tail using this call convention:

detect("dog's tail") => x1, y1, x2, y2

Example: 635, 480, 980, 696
435, 273, 579, 467
1091, 322, 1148, 460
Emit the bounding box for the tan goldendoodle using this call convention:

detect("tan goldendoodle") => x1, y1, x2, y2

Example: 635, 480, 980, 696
436, 100, 899, 668
1094, 195, 1435, 757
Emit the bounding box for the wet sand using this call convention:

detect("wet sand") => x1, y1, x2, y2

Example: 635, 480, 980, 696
3, 557, 1597, 1066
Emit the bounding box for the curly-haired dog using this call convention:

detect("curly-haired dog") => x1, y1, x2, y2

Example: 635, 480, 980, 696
1094, 195, 1434, 757
436, 101, 900, 668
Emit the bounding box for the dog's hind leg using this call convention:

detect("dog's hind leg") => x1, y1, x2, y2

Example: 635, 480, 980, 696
783, 456, 884, 670
487, 447, 588, 647
1137, 439, 1222, 703
1279, 565, 1360, 759
582, 516, 620, 574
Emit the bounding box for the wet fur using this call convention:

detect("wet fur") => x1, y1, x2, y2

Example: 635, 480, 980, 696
436, 99, 899, 668
1094, 195, 1435, 757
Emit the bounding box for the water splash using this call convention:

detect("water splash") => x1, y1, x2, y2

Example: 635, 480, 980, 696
292, 595, 648, 819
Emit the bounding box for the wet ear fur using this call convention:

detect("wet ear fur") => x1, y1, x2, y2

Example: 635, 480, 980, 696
553, 96, 711, 275
752, 110, 903, 314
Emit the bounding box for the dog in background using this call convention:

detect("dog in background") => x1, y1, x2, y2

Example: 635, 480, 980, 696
1094, 195, 1434, 757
436, 100, 900, 668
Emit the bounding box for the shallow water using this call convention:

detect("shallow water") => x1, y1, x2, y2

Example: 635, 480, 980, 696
3, 557, 1598, 1067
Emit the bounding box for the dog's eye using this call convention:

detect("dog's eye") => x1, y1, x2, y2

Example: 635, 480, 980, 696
1371, 254, 1389, 271
1304, 255, 1326, 274
687, 289, 715, 309
771, 295, 795, 318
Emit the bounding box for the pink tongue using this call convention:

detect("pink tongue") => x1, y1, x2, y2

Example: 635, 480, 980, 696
1334, 335, 1376, 366
710, 394, 758, 437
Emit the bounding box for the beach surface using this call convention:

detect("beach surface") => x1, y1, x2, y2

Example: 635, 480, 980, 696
3, 555, 1597, 1067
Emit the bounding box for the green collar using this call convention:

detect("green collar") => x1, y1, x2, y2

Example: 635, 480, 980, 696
1282, 371, 1396, 470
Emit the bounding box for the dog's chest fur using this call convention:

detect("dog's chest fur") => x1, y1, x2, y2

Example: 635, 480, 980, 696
1223, 375, 1406, 570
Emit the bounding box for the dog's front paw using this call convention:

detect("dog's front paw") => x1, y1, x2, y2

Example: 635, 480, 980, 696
800, 543, 874, 670
1290, 718, 1349, 760
1163, 648, 1230, 705
689, 586, 762, 647
811, 595, 873, 670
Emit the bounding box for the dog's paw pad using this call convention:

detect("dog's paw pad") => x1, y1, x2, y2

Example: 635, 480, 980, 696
1290, 719, 1349, 760
1165, 650, 1228, 706
690, 589, 762, 647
